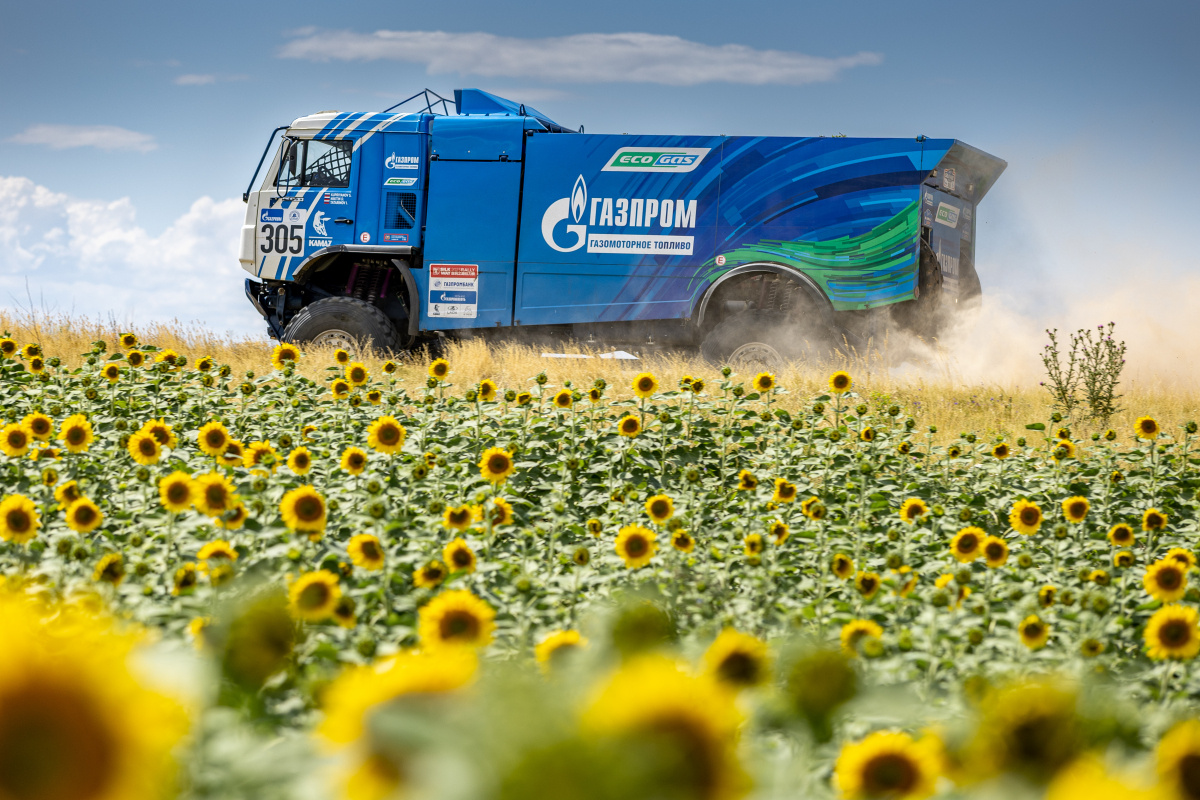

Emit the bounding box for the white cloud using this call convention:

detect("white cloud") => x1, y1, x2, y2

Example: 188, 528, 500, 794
0, 176, 264, 336
7, 124, 157, 153
174, 73, 216, 86
279, 30, 882, 86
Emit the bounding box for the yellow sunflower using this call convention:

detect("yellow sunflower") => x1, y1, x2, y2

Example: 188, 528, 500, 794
1019, 615, 1050, 649
478, 496, 513, 527
671, 530, 695, 553
443, 504, 474, 531
1135, 416, 1160, 439
1157, 719, 1200, 799
197, 421, 230, 457
772, 478, 797, 503
1167, 548, 1197, 571
840, 619, 884, 656
340, 446, 368, 476
535, 630, 587, 671
834, 730, 941, 800
1009, 499, 1043, 535
982, 536, 1010, 568
615, 524, 657, 569
287, 446, 313, 475
288, 570, 341, 621
829, 370, 853, 393
102, 363, 121, 382
949, 526, 984, 563
832, 553, 855, 579
899, 497, 928, 525
271, 342, 300, 370
348, 534, 386, 570
769, 519, 790, 544
617, 414, 642, 437
515, 391, 532, 406
93, 553, 125, 585
631, 372, 659, 398
644, 494, 674, 524
417, 590, 496, 650
330, 378, 351, 399
22, 412, 52, 441
197, 539, 238, 566
856, 571, 881, 600
279, 485, 327, 535
477, 378, 498, 401
704, 628, 771, 688
243, 440, 279, 473
0, 495, 39, 544
0, 337, 14, 357
366, 389, 382, 405
54, 480, 82, 507
0, 424, 31, 458
861, 427, 876, 442
443, 538, 477, 573
414, 560, 448, 589
58, 414, 93, 453
552, 388, 573, 409
428, 358, 450, 380
1144, 559, 1188, 602
1108, 523, 1134, 547
737, 469, 758, 491
1145, 604, 1200, 660
743, 532, 764, 556
193, 472, 238, 518
582, 655, 746, 800
126, 431, 161, 465
346, 361, 369, 386
218, 440, 246, 467
333, 348, 351, 365
158, 471, 195, 514
478, 447, 515, 484
1061, 496, 1090, 523
66, 497, 103, 534
1143, 508, 1168, 531
752, 372, 775, 393
1052, 439, 1076, 461
126, 350, 145, 367
214, 502, 249, 531
992, 442, 1010, 459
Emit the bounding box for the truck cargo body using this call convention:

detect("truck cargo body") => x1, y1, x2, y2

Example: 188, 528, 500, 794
241, 90, 1005, 356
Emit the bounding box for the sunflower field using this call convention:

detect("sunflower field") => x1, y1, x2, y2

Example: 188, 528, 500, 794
2, 332, 1200, 800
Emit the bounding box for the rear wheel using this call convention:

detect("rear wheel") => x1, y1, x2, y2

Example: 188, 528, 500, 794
282, 296, 403, 353
700, 309, 830, 371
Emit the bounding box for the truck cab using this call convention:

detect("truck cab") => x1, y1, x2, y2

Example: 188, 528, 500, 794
241, 89, 1005, 365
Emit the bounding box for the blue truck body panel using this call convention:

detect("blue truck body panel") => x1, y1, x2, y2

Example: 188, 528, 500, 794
248, 90, 1006, 337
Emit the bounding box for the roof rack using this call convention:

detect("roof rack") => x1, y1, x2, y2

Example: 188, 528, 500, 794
381, 89, 453, 116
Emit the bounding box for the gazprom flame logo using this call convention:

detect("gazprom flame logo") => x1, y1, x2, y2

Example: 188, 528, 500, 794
541, 174, 588, 252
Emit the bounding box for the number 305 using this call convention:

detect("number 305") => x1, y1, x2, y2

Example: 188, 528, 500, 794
260, 224, 303, 255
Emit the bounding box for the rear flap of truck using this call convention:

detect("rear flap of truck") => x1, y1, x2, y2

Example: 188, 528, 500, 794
922, 141, 1007, 300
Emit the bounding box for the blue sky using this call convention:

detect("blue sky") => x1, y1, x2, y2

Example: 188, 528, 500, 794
1, 0, 1197, 339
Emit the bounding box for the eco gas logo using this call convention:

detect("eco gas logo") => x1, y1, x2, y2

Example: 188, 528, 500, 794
602, 147, 710, 173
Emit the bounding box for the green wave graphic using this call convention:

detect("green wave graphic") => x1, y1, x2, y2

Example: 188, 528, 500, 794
691, 201, 920, 310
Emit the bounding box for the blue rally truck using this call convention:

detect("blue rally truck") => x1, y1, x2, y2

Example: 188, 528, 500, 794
241, 89, 1005, 365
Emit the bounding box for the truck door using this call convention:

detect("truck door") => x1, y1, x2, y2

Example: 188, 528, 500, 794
417, 117, 525, 330
253, 136, 358, 281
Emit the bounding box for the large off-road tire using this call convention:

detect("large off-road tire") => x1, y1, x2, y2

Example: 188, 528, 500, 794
890, 241, 945, 338
282, 296, 402, 353
700, 309, 830, 371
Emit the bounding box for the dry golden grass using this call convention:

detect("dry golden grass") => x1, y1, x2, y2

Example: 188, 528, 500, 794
4, 309, 1199, 442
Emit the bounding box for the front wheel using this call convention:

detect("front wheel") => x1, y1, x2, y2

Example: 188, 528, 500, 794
282, 296, 404, 354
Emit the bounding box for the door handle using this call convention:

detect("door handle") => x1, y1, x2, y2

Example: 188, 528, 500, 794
334, 218, 354, 224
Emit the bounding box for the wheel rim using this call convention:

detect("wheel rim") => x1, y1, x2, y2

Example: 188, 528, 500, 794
728, 342, 785, 372
310, 329, 359, 354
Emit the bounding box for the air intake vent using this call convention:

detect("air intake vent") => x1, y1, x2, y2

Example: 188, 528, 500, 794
384, 193, 417, 229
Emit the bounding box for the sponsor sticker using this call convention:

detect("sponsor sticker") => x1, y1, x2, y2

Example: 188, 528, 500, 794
428, 264, 478, 319
384, 177, 417, 187
308, 238, 332, 248
382, 233, 409, 243
323, 192, 350, 206
385, 152, 420, 170
942, 167, 956, 192
260, 208, 283, 223
359, 232, 371, 243
935, 202, 960, 228
715, 255, 726, 266
285, 208, 305, 225
602, 147, 710, 173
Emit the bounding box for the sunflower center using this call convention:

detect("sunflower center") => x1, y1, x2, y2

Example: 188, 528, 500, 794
1177, 754, 1200, 799
350, 454, 364, 469
72, 506, 96, 526
6, 510, 31, 534
65, 429, 84, 446
779, 486, 795, 499
166, 484, 189, 504
0, 681, 118, 800
439, 610, 479, 641
861, 752, 918, 794
1159, 569, 1183, 591
487, 455, 510, 474
205, 486, 228, 509
637, 379, 653, 392
362, 541, 381, 560
718, 652, 761, 686
958, 534, 978, 552
450, 510, 470, 526
205, 431, 225, 448
451, 550, 472, 568
31, 421, 48, 436
1069, 503, 1085, 517
859, 577, 877, 593
1020, 508, 1040, 526
625, 536, 648, 558
986, 543, 1004, 559
379, 426, 399, 445
1161, 620, 1192, 647
622, 420, 637, 432
650, 500, 669, 518
1024, 622, 1045, 639
298, 582, 330, 610
295, 497, 323, 522
8, 432, 27, 448
138, 439, 156, 456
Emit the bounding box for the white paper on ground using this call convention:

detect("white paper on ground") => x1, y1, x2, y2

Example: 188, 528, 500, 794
540, 351, 639, 360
